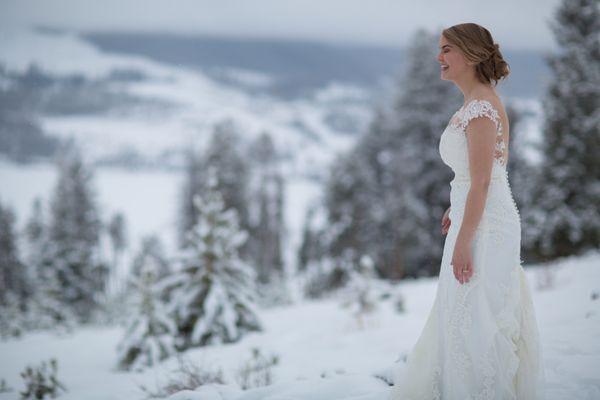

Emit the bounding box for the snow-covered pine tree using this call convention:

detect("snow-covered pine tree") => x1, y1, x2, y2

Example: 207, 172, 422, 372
45, 143, 108, 323
300, 107, 397, 294
0, 200, 29, 337
0, 201, 28, 305
525, 0, 600, 260
321, 148, 379, 282
179, 148, 204, 248
130, 235, 170, 283
385, 28, 461, 277
116, 254, 176, 371
313, 28, 460, 281
166, 168, 262, 350
247, 132, 285, 286
178, 119, 251, 253
22, 197, 74, 331
297, 203, 328, 274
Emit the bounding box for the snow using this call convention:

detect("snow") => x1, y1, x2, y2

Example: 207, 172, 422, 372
0, 159, 325, 303
0, 28, 365, 173
0, 251, 599, 399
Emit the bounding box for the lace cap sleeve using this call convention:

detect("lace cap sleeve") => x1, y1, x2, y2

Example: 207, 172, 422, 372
456, 99, 502, 135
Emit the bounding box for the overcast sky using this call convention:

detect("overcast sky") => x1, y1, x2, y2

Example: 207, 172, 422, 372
1, 0, 562, 50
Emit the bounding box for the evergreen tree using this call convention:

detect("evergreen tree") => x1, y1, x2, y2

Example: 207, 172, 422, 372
130, 235, 170, 282
247, 132, 285, 285
0, 201, 29, 337
526, 0, 600, 259
24, 197, 45, 293
23, 197, 73, 331
384, 28, 461, 277
166, 168, 262, 350
323, 149, 379, 279
309, 28, 461, 282
297, 204, 327, 273
0, 201, 28, 305
178, 119, 251, 253
116, 256, 176, 371
179, 148, 204, 248
45, 144, 107, 322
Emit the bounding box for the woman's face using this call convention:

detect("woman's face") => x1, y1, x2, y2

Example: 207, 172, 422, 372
438, 35, 472, 81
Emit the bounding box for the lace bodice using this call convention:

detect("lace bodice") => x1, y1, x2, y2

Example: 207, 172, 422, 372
439, 99, 508, 182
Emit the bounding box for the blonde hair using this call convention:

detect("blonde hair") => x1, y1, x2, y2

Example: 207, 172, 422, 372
442, 23, 510, 86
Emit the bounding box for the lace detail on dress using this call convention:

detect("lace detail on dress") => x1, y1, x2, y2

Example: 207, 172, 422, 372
449, 99, 507, 167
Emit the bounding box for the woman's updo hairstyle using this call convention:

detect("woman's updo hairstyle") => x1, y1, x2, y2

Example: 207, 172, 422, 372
442, 23, 510, 86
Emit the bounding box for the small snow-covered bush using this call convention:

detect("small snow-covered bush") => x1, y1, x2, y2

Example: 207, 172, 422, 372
116, 268, 177, 371
138, 355, 224, 399
235, 347, 279, 390
19, 358, 66, 399
339, 255, 379, 328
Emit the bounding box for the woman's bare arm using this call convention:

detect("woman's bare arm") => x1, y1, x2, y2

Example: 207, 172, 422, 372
456, 116, 497, 243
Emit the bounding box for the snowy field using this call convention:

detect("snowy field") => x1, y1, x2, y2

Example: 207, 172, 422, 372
0, 251, 598, 400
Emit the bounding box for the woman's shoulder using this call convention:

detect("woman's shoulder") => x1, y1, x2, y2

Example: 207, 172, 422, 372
463, 94, 504, 121
458, 95, 506, 134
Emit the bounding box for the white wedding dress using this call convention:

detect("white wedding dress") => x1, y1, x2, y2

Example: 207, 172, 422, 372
389, 99, 545, 399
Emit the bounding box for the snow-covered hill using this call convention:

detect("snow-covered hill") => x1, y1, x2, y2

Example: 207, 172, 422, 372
0, 251, 598, 400
0, 27, 379, 283
0, 28, 373, 176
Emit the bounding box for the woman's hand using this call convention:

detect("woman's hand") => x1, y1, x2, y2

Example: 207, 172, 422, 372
451, 237, 473, 284
441, 206, 451, 235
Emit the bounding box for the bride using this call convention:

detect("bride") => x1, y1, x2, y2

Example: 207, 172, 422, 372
389, 23, 545, 399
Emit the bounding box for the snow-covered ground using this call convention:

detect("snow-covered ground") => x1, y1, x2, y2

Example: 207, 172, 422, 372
0, 251, 598, 400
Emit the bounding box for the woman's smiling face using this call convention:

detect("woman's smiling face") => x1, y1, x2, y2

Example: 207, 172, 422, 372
438, 35, 471, 81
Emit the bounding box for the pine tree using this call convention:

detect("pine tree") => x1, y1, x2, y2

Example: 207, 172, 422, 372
23, 197, 74, 331
0, 201, 28, 305
247, 132, 285, 285
45, 143, 107, 323
311, 28, 461, 282
130, 235, 170, 282
297, 204, 327, 273
385, 28, 461, 277
0, 201, 29, 337
116, 257, 176, 371
166, 168, 262, 350
526, 0, 600, 259
178, 119, 251, 253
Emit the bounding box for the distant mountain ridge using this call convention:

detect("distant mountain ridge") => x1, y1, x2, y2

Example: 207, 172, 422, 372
83, 31, 550, 99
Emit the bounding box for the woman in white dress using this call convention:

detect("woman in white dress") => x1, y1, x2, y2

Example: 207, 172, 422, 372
389, 23, 545, 399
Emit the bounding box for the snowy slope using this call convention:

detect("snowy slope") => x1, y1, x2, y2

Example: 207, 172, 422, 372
0, 252, 598, 400
0, 28, 371, 175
